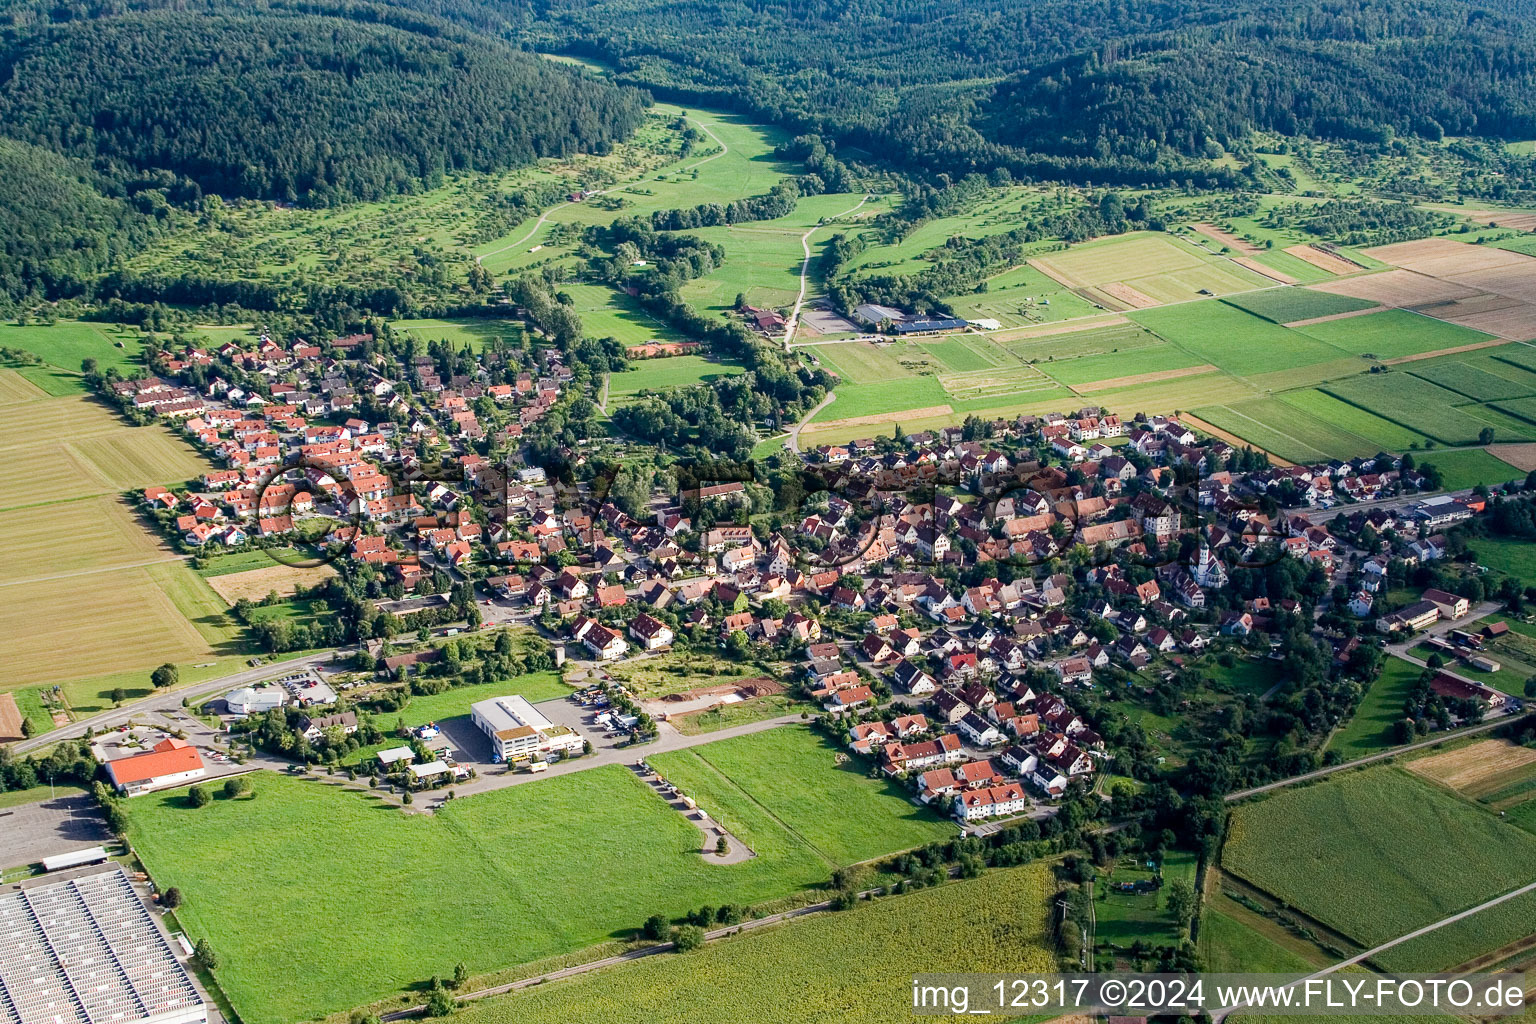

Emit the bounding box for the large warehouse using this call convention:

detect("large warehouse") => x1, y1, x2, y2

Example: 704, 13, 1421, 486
0, 867, 206, 1024
470, 695, 584, 764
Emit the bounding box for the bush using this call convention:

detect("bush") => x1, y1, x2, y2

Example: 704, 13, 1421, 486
672, 924, 706, 952
223, 776, 250, 799
642, 913, 670, 941
191, 938, 219, 971
425, 988, 455, 1017
186, 785, 210, 808
162, 886, 182, 909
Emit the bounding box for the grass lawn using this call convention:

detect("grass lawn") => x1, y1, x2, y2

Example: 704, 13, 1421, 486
651, 726, 955, 867
127, 764, 840, 1024
195, 548, 312, 577
1094, 850, 1198, 951
1223, 766, 1536, 958
1418, 447, 1525, 490
1469, 535, 1536, 587
1198, 908, 1318, 974
603, 649, 767, 700
608, 353, 748, 401
391, 318, 525, 351
668, 694, 816, 735
340, 673, 572, 765
448, 863, 1057, 1024
12, 687, 59, 734
1328, 657, 1425, 759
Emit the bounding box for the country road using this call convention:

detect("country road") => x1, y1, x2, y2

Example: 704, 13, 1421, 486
781, 194, 872, 350
1224, 716, 1509, 802
7, 648, 352, 756
787, 391, 835, 453
476, 117, 731, 264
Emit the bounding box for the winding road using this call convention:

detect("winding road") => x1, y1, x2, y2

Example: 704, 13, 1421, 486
781, 194, 873, 350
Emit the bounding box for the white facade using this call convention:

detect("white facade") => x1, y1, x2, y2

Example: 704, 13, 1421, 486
471, 695, 584, 763
224, 686, 287, 715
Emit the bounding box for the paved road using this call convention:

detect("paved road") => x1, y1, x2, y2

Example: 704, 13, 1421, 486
1212, 877, 1536, 1020
1225, 716, 1510, 802
788, 391, 836, 453
7, 648, 354, 756
782, 196, 872, 350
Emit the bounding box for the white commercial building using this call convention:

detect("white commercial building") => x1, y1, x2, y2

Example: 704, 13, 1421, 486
223, 686, 287, 715
0, 867, 207, 1024
470, 695, 584, 764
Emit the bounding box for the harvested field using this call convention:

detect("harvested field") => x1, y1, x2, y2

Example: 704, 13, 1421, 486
988, 315, 1128, 343
1193, 222, 1261, 254
1405, 740, 1536, 798
205, 562, 339, 605
1231, 257, 1296, 284
1366, 237, 1534, 277
1282, 244, 1360, 275
1423, 295, 1536, 341
1311, 269, 1481, 307
809, 404, 953, 430
1076, 364, 1217, 393
1, 496, 175, 582
1469, 211, 1536, 232
0, 369, 48, 405
0, 693, 23, 742
1100, 282, 1160, 308
1452, 261, 1536, 305
1491, 444, 1536, 472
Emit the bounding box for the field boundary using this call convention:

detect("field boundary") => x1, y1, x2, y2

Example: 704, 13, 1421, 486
1179, 412, 1298, 467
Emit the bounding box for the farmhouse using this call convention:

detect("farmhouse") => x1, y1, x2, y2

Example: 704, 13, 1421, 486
471, 694, 585, 764
104, 738, 207, 796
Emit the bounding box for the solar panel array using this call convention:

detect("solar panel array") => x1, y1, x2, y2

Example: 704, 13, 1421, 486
0, 868, 204, 1024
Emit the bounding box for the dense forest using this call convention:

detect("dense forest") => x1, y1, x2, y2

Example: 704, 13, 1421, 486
0, 10, 647, 204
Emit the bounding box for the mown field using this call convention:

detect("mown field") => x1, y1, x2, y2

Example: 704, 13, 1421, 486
1093, 850, 1198, 951
1293, 308, 1497, 361
448, 862, 1057, 1024
1223, 766, 1536, 967
129, 764, 854, 1024
1221, 288, 1378, 324
650, 726, 955, 868
1324, 372, 1532, 446
391, 318, 526, 351
1326, 658, 1427, 760
608, 353, 749, 402
1418, 447, 1526, 490
1131, 301, 1342, 378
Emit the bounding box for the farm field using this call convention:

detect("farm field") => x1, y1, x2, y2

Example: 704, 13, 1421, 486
1190, 398, 1379, 462
1326, 657, 1426, 760
1031, 232, 1273, 307
1000, 319, 1160, 362
608, 353, 749, 401
204, 563, 339, 604
0, 320, 147, 382
1130, 301, 1343, 378
448, 863, 1056, 1024
1418, 447, 1525, 490
127, 765, 847, 1024
944, 261, 1103, 327
1293, 308, 1497, 361
1221, 288, 1378, 324
1034, 344, 1209, 388
1222, 766, 1536, 959
1275, 389, 1429, 451
1404, 740, 1536, 799
2, 496, 174, 580
1323, 372, 1533, 445
1408, 354, 1536, 401
650, 726, 955, 867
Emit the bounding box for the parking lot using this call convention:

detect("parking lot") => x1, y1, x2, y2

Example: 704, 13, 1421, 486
0, 793, 111, 870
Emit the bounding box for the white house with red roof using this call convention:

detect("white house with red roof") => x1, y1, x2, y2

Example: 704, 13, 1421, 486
105, 738, 207, 796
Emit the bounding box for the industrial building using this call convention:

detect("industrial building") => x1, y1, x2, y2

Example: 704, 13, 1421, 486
470, 695, 584, 764
0, 867, 207, 1024
104, 739, 206, 797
